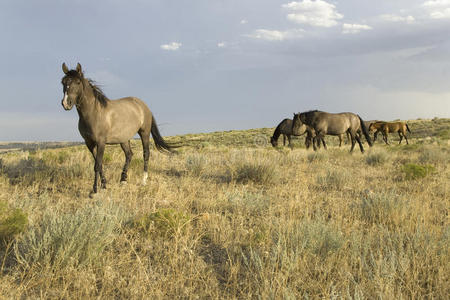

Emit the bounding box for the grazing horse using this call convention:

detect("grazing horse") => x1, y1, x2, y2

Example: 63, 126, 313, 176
270, 118, 322, 149
270, 119, 297, 147
60, 63, 176, 196
293, 110, 373, 152
369, 121, 411, 145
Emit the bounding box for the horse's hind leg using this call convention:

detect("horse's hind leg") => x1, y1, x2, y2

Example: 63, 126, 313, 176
320, 134, 327, 150
355, 134, 364, 153
398, 132, 403, 144
138, 130, 150, 185
283, 134, 286, 146
120, 141, 133, 183
383, 131, 389, 145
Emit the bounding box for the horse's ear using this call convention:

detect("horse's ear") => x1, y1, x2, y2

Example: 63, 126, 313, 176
76, 63, 82, 75
62, 63, 69, 74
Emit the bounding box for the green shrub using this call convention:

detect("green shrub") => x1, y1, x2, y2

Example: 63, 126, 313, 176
418, 146, 449, 165
365, 149, 388, 166
130, 158, 143, 170
402, 163, 435, 180
235, 161, 278, 185
357, 192, 404, 227
130, 208, 191, 238
102, 153, 113, 164
0, 201, 28, 241
316, 170, 348, 190
437, 129, 450, 140
15, 205, 120, 271
57, 151, 70, 164
185, 154, 207, 177
307, 152, 326, 163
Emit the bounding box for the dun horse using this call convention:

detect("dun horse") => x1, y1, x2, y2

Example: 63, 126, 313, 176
61, 63, 176, 196
271, 118, 322, 149
369, 121, 411, 145
271, 118, 346, 149
293, 110, 373, 152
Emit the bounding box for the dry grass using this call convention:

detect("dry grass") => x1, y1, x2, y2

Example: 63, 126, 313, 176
0, 119, 449, 299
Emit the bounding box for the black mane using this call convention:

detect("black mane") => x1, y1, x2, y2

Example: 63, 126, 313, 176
87, 79, 109, 107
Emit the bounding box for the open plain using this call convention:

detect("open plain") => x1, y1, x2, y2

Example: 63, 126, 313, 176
0, 118, 449, 298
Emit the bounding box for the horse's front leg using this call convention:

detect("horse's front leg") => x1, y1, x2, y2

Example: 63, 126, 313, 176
383, 132, 389, 145
287, 135, 292, 148
86, 140, 106, 191
92, 142, 106, 194
319, 133, 327, 150
349, 133, 356, 152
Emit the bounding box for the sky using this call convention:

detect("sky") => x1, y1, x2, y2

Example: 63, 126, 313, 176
0, 0, 449, 141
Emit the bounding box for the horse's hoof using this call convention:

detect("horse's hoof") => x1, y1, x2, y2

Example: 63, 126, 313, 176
89, 191, 96, 199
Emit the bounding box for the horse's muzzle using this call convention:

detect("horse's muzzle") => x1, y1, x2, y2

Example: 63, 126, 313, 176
61, 93, 74, 110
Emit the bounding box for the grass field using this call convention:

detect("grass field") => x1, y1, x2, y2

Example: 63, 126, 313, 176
0, 118, 449, 298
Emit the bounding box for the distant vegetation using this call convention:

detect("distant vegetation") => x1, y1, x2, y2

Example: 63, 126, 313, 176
0, 118, 448, 298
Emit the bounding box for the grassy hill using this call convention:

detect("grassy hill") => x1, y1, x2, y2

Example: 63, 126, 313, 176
0, 118, 449, 298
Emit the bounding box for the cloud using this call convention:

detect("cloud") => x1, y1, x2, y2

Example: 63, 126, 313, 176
217, 42, 226, 48
245, 29, 304, 41
160, 42, 182, 51
422, 0, 450, 19
342, 23, 372, 34
282, 0, 343, 27
379, 14, 415, 23
240, 19, 248, 24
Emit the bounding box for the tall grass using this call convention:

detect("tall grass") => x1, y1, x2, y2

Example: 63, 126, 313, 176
0, 121, 448, 298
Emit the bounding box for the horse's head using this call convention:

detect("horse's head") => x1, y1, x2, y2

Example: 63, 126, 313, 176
61, 63, 84, 111
270, 136, 278, 147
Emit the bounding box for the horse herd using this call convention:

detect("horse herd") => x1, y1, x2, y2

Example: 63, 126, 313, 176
271, 114, 411, 150
60, 63, 412, 196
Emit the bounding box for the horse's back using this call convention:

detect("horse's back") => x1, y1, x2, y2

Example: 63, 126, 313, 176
103, 97, 153, 143
280, 119, 293, 134
314, 111, 357, 134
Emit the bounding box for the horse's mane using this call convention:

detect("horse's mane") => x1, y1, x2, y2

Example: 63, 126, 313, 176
272, 118, 290, 141
62, 70, 109, 107
300, 110, 320, 124
86, 79, 109, 107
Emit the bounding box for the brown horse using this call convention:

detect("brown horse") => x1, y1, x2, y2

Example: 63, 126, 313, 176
270, 118, 322, 149
61, 63, 176, 196
369, 121, 411, 145
293, 110, 372, 152
270, 119, 297, 147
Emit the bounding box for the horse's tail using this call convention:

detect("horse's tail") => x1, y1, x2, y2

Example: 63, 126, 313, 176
151, 117, 178, 153
406, 123, 411, 133
358, 115, 373, 147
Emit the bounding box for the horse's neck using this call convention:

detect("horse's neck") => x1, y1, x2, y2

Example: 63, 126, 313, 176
76, 85, 103, 122
272, 126, 282, 141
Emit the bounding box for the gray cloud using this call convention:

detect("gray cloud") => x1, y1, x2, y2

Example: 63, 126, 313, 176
0, 0, 449, 141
